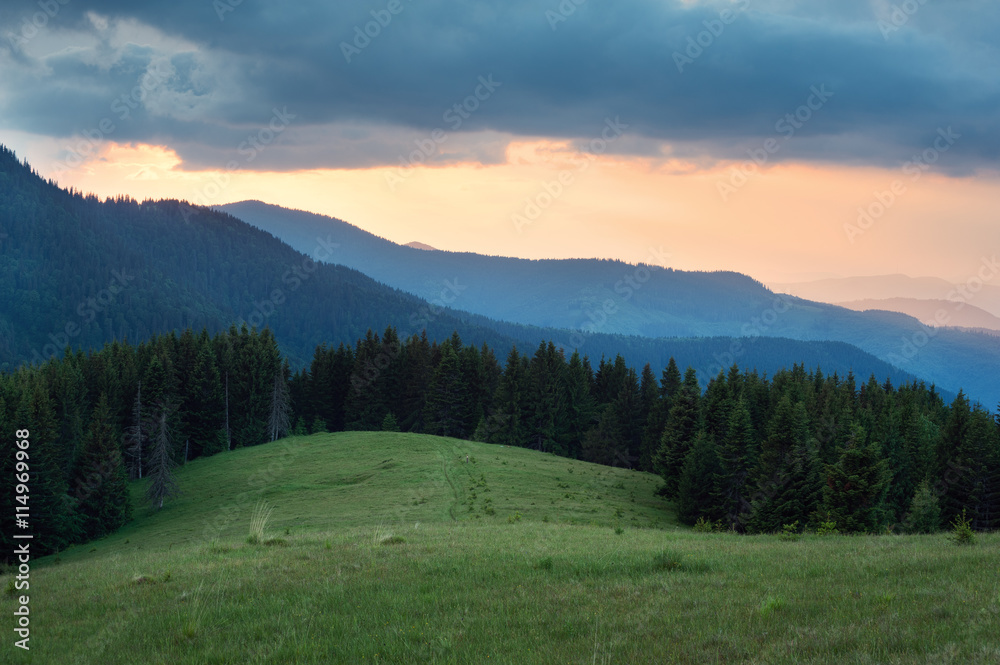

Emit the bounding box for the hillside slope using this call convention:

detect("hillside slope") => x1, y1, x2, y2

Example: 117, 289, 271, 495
836, 298, 1000, 332
0, 146, 930, 393
218, 200, 1000, 405
10, 432, 999, 665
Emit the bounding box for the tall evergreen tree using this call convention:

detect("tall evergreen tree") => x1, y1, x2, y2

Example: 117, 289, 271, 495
821, 426, 891, 533
16, 377, 78, 555
73, 393, 131, 539
487, 346, 529, 447
423, 343, 467, 438
677, 431, 722, 525
145, 401, 180, 511
714, 396, 756, 530
746, 397, 818, 533
654, 367, 701, 497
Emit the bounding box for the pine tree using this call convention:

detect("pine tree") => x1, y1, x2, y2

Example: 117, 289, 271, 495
345, 329, 387, 430
654, 367, 701, 497
746, 396, 816, 533
677, 431, 722, 525
714, 396, 755, 530
73, 393, 131, 539
186, 342, 226, 457
902, 479, 941, 533
145, 401, 180, 511
267, 369, 292, 442
423, 344, 466, 438
16, 377, 78, 555
562, 351, 596, 460
487, 346, 529, 447
123, 381, 144, 479
821, 426, 891, 533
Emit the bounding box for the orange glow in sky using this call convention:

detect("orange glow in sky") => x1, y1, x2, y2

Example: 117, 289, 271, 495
37, 139, 1000, 285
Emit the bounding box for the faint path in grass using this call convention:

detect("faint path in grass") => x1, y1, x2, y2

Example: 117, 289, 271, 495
438, 445, 461, 521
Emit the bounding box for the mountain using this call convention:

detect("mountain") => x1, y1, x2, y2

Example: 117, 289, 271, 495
772, 275, 1000, 319
836, 298, 1000, 333
405, 241, 437, 251
0, 146, 928, 393
216, 200, 1000, 406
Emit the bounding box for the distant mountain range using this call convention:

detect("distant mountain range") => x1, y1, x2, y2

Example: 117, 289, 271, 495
836, 298, 1000, 333
0, 145, 926, 395
217, 201, 1000, 407
772, 275, 1000, 319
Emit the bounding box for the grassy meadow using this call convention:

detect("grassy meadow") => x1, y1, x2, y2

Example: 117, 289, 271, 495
4, 432, 999, 664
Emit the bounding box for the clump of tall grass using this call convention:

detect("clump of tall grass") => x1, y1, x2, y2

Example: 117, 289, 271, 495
247, 500, 275, 545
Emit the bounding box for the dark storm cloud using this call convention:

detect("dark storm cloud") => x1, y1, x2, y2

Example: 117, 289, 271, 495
1, 0, 997, 172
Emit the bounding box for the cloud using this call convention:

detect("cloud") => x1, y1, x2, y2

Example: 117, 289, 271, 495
1, 0, 998, 174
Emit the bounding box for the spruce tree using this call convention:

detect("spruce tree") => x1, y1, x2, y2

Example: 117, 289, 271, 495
423, 344, 466, 438
16, 377, 78, 555
714, 396, 755, 530
677, 431, 722, 525
654, 367, 701, 497
488, 346, 528, 447
73, 393, 131, 539
562, 351, 596, 460
902, 479, 941, 534
746, 396, 814, 533
145, 401, 180, 511
267, 369, 292, 442
187, 342, 226, 457
821, 426, 891, 533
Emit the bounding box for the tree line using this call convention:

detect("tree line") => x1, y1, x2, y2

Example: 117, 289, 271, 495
3, 324, 998, 561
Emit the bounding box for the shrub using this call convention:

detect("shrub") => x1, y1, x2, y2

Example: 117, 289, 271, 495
692, 517, 714, 533
817, 520, 840, 536
779, 521, 801, 541
948, 509, 976, 546
380, 413, 400, 432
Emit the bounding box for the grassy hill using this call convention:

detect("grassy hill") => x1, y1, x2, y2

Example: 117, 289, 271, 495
6, 432, 999, 664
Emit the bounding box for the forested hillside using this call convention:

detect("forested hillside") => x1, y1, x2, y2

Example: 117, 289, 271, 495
3, 325, 996, 562
0, 146, 927, 390
219, 201, 1000, 407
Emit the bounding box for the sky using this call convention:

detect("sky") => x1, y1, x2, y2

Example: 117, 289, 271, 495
1, 0, 998, 284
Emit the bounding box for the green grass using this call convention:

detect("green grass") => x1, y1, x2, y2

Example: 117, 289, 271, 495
4, 432, 1000, 664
